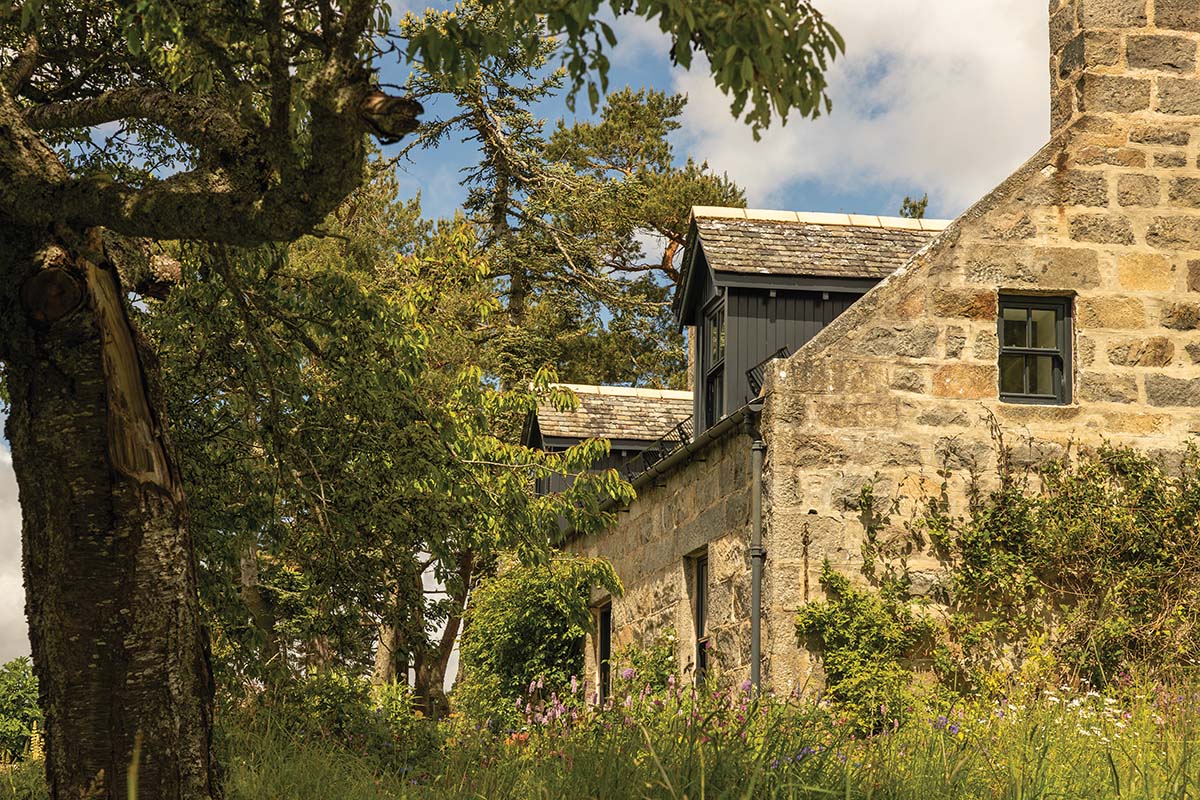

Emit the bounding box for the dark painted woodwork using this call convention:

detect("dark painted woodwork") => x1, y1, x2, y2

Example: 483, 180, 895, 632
680, 243, 882, 433
723, 288, 864, 411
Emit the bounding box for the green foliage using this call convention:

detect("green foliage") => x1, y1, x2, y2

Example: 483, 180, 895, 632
232, 672, 438, 772
404, 0, 843, 135
796, 562, 935, 729
926, 441, 1200, 690
22, 676, 1200, 799
613, 633, 677, 692
454, 554, 621, 726
0, 659, 39, 761
144, 165, 633, 693
404, 20, 744, 388
899, 193, 929, 219
22, 680, 1200, 800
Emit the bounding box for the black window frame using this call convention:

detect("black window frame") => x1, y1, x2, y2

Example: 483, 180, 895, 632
997, 295, 1073, 406
702, 297, 726, 427
693, 554, 709, 682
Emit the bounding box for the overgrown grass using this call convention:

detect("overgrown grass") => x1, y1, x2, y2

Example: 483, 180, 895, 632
7, 680, 1200, 799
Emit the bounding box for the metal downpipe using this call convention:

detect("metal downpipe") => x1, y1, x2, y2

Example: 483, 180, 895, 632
748, 404, 766, 690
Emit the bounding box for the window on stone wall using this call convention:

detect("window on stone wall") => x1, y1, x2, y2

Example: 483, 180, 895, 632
998, 295, 1072, 405
598, 602, 612, 703
693, 554, 709, 682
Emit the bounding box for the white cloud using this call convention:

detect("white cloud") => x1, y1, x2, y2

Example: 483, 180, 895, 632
0, 446, 29, 664
607, 13, 675, 71
673, 0, 1050, 217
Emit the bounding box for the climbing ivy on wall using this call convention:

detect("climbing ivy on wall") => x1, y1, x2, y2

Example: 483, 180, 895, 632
796, 562, 936, 730
929, 439, 1200, 690
798, 436, 1200, 714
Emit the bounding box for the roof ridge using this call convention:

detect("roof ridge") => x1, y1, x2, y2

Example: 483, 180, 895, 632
691, 205, 952, 232
552, 383, 693, 400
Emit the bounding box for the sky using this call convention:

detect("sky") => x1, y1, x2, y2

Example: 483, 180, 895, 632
0, 1, 1052, 664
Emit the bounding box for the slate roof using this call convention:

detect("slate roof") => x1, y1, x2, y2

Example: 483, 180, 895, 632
535, 384, 693, 443
691, 207, 949, 281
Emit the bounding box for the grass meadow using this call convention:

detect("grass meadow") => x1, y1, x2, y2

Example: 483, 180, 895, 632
6, 677, 1200, 799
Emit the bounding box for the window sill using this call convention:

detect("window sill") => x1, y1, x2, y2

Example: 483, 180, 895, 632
998, 394, 1074, 407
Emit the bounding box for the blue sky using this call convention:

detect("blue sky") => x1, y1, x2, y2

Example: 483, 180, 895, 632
382, 2, 1050, 224
0, 1, 1055, 662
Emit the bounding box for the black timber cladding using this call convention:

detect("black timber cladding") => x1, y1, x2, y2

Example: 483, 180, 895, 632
724, 289, 862, 410
679, 210, 947, 433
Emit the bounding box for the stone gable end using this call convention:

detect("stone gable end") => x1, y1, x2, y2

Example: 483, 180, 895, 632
761, 0, 1200, 687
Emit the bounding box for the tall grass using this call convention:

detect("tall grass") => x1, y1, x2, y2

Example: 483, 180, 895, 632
6, 682, 1200, 799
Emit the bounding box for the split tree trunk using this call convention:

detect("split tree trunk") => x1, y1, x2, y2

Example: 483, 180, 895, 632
0, 224, 219, 800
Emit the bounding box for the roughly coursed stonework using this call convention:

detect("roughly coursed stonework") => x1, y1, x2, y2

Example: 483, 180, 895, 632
574, 430, 754, 692
760, 0, 1200, 688
568, 0, 1200, 696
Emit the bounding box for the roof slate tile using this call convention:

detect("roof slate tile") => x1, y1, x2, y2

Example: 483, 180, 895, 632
536, 385, 692, 442
694, 216, 941, 280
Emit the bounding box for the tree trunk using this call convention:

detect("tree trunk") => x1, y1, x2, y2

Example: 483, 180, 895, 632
413, 552, 472, 718
237, 539, 281, 675
0, 224, 219, 800
371, 620, 407, 686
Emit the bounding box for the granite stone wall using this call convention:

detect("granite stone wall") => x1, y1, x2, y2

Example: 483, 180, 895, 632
573, 0, 1200, 697
572, 429, 754, 695
760, 0, 1200, 690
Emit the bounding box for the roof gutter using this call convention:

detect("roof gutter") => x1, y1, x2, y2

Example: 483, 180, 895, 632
597, 397, 767, 514
628, 404, 747, 496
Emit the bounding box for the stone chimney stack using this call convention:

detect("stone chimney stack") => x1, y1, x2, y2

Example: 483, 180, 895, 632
1050, 0, 1200, 138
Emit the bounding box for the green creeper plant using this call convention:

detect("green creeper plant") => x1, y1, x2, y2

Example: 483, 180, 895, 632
454, 554, 621, 727
796, 561, 936, 730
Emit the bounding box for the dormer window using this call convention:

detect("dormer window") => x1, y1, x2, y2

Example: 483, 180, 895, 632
998, 295, 1072, 405
677, 209, 947, 435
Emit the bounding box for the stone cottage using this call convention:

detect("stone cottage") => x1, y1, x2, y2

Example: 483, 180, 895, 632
562, 0, 1200, 696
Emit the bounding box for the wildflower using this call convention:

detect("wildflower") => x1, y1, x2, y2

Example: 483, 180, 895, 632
741, 679, 753, 693
570, 676, 579, 695
947, 723, 960, 736
620, 667, 636, 681
934, 715, 948, 730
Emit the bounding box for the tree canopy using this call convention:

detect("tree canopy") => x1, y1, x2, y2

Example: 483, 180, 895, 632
0, 0, 840, 796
